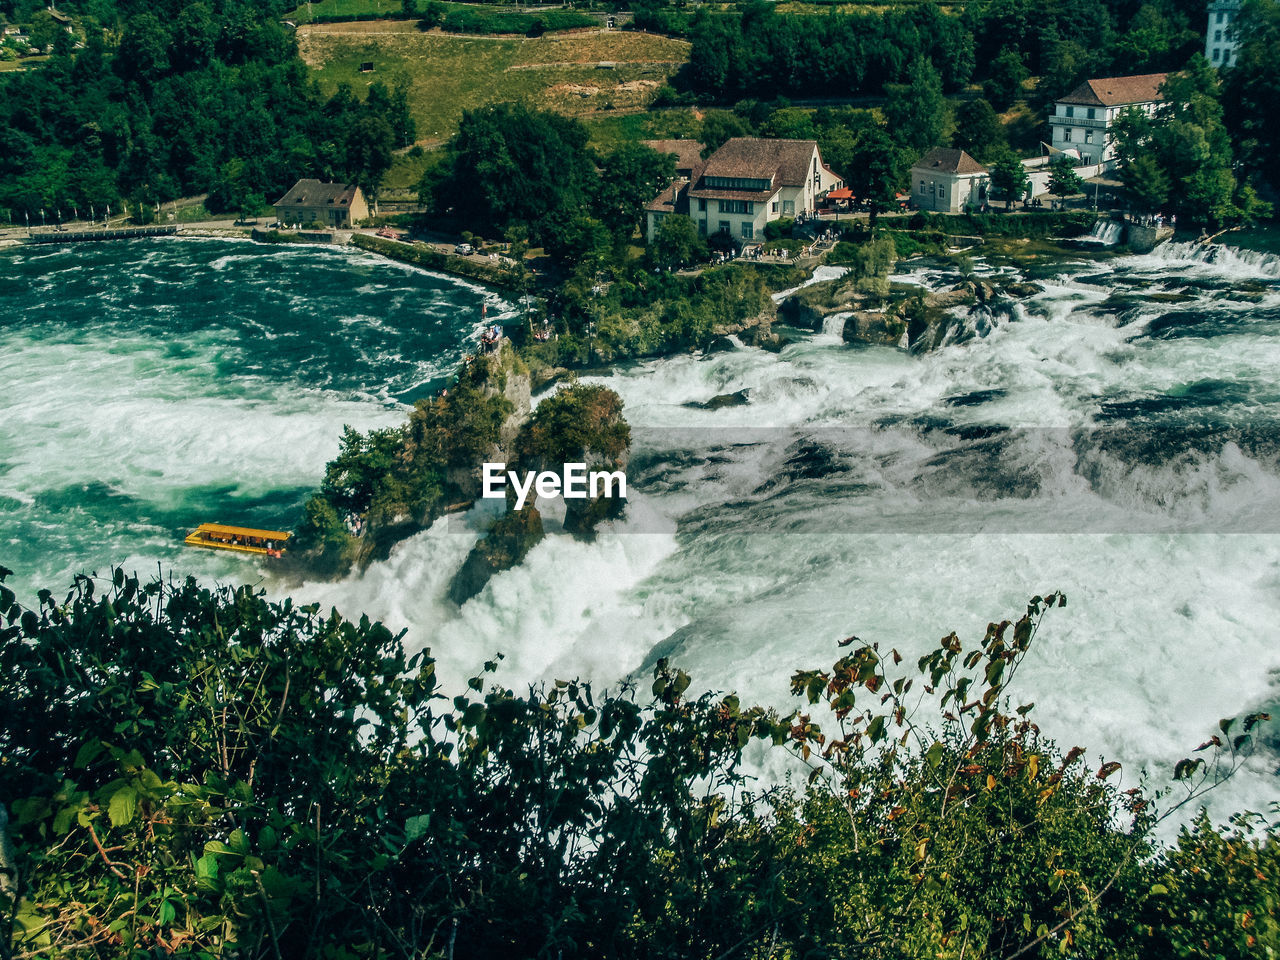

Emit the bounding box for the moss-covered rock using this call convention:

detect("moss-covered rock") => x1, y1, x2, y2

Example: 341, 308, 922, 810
449, 506, 545, 606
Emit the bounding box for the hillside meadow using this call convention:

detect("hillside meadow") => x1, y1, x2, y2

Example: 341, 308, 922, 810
299, 23, 690, 144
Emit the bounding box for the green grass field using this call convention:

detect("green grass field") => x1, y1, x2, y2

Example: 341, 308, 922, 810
284, 0, 402, 24
300, 25, 689, 143
285, 0, 596, 30
581, 107, 702, 151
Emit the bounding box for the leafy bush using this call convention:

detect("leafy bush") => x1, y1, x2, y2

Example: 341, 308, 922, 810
3, 572, 1271, 959
764, 216, 794, 240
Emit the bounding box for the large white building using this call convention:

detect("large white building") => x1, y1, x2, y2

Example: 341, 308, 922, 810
1205, 0, 1241, 67
645, 138, 843, 244
1047, 73, 1167, 169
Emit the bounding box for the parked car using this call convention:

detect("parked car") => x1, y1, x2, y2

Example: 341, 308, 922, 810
454, 243, 474, 255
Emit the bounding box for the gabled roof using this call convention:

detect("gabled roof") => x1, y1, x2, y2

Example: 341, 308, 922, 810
642, 139, 705, 177
645, 180, 690, 215
696, 138, 820, 189
911, 148, 987, 176
274, 179, 362, 207
1057, 73, 1168, 107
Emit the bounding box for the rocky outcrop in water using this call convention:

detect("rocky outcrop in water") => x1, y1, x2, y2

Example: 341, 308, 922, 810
783, 272, 1036, 352
448, 505, 545, 606
684, 389, 752, 410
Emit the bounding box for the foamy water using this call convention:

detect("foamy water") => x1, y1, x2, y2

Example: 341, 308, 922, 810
4, 236, 1279, 827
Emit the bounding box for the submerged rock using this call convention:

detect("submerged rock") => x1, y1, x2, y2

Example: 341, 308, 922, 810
449, 505, 545, 606
684, 388, 751, 410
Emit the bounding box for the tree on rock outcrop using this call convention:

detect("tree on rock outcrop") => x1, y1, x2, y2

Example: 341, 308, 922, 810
520, 382, 630, 539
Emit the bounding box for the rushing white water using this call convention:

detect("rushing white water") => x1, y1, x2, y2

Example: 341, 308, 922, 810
820, 311, 849, 338
5, 236, 1280, 828
291, 242, 1280, 826
0, 238, 506, 591
1082, 219, 1125, 246
771, 264, 848, 301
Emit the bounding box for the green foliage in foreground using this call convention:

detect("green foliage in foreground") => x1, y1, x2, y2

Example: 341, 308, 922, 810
2, 568, 1277, 959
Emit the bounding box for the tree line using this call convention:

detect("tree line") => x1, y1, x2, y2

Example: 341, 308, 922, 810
0, 0, 415, 223
671, 0, 1210, 105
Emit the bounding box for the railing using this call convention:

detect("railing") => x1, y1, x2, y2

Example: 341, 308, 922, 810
25, 225, 178, 244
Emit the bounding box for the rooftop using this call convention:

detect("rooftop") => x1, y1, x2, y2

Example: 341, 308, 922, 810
642, 139, 705, 176
911, 147, 987, 176
1057, 73, 1168, 107
274, 179, 362, 207
695, 138, 820, 190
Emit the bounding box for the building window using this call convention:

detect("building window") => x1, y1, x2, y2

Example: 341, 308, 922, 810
783, 200, 794, 215
1213, 47, 1221, 60
718, 199, 753, 215
1063, 128, 1073, 142
1066, 106, 1074, 118
718, 220, 730, 234
741, 222, 754, 239
1215, 28, 1222, 41
698, 199, 706, 212
1217, 11, 1224, 22
698, 220, 707, 235
705, 176, 771, 190
1087, 108, 1095, 119
771, 201, 778, 213
1085, 129, 1094, 143
920, 180, 927, 194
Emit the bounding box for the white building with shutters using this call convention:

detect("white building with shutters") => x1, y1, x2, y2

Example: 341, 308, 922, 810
1048, 73, 1167, 169
1205, 0, 1241, 67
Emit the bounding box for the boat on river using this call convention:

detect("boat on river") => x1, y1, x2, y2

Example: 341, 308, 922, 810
184, 523, 290, 557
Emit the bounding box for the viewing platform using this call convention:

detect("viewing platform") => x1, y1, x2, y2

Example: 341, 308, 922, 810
25, 225, 178, 244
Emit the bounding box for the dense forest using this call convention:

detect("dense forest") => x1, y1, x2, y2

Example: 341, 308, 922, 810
3, 567, 1277, 957
0, 0, 414, 220
663, 0, 1208, 101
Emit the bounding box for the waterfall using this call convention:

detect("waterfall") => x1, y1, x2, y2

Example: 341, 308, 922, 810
1082, 219, 1125, 245
821, 312, 848, 337
1143, 241, 1280, 279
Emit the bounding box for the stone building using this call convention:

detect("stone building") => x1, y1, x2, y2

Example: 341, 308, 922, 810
1205, 0, 1241, 67
273, 180, 369, 229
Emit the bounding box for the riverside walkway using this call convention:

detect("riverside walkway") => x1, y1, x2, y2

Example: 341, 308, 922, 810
25, 225, 178, 244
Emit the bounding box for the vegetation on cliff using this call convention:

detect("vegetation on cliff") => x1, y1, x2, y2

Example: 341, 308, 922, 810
291, 348, 633, 583
290, 348, 520, 577
3, 567, 1276, 958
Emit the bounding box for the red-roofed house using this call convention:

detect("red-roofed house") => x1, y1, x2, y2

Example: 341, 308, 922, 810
645, 138, 842, 244
1048, 73, 1168, 168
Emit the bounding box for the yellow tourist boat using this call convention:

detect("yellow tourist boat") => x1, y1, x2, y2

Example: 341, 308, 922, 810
184, 523, 291, 558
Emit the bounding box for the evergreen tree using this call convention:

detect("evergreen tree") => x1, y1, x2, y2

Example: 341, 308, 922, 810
988, 149, 1030, 208
952, 98, 1004, 162
1047, 152, 1086, 202
883, 57, 945, 153
982, 46, 1030, 109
